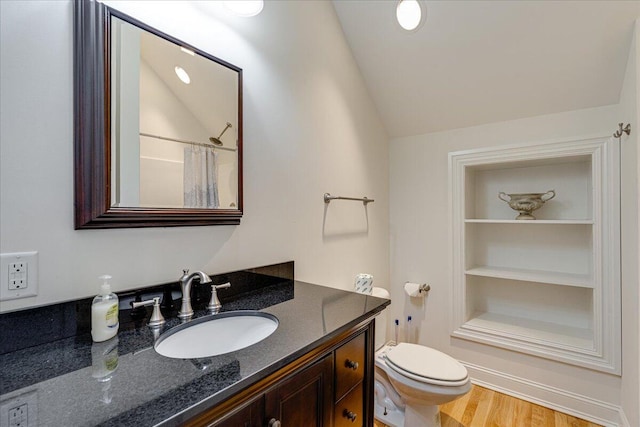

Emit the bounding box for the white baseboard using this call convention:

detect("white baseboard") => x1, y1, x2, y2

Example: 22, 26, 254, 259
461, 361, 629, 427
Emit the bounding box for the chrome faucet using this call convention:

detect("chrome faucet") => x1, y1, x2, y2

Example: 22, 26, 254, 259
178, 269, 212, 320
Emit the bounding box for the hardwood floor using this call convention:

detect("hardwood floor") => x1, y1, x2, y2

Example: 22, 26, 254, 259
373, 385, 602, 427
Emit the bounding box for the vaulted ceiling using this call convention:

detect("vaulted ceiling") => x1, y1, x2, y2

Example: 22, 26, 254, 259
332, 1, 640, 138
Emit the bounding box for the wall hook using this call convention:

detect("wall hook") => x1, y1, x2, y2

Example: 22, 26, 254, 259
613, 123, 631, 139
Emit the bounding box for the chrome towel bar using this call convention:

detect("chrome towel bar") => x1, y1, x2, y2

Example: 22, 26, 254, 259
324, 193, 374, 205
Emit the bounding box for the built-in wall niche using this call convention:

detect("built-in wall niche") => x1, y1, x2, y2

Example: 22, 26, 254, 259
450, 136, 620, 374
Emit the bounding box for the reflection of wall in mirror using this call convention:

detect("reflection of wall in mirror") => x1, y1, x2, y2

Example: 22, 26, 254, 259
111, 19, 141, 208
139, 58, 192, 208
111, 17, 239, 210
138, 59, 238, 208
217, 160, 237, 208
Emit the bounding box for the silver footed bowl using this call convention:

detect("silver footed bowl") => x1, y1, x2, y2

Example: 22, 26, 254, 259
498, 190, 555, 220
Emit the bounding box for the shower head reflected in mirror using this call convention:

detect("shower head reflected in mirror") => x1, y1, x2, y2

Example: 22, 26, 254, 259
210, 122, 232, 146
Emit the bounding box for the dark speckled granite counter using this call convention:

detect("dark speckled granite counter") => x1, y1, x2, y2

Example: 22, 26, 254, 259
0, 271, 389, 427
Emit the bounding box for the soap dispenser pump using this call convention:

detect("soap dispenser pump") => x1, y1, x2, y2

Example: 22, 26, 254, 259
91, 275, 119, 342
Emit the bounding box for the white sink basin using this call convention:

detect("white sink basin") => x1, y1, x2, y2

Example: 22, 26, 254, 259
155, 311, 279, 359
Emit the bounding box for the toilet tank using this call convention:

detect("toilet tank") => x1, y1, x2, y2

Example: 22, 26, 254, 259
372, 287, 390, 350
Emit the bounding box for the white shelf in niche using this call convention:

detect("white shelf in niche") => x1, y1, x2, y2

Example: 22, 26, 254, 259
465, 221, 592, 277
462, 312, 594, 351
450, 135, 621, 374
465, 219, 594, 225
464, 266, 594, 288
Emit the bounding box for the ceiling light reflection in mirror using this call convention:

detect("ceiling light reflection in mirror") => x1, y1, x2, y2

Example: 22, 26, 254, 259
110, 16, 239, 210
223, 0, 264, 17
174, 66, 191, 84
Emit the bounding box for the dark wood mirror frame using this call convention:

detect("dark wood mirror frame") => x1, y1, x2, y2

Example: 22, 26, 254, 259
74, 0, 243, 229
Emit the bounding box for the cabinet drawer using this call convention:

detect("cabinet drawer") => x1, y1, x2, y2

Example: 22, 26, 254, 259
335, 332, 365, 399
334, 384, 363, 427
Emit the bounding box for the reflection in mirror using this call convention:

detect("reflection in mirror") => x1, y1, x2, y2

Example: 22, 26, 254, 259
110, 16, 239, 210
74, 0, 243, 228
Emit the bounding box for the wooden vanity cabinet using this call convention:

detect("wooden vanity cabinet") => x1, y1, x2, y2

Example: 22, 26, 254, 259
187, 321, 375, 427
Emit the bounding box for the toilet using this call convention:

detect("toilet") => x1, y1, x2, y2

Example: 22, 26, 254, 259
371, 287, 471, 427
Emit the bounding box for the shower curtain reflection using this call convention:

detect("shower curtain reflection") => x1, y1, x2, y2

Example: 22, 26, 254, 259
184, 145, 219, 208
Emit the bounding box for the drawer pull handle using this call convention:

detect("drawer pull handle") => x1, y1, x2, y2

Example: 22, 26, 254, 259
343, 409, 357, 422
268, 418, 281, 427
345, 359, 359, 370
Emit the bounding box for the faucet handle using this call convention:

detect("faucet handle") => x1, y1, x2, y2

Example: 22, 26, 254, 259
207, 282, 231, 314
131, 297, 165, 328
214, 282, 231, 290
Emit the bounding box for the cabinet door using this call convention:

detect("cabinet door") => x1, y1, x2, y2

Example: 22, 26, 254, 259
211, 396, 264, 427
264, 355, 333, 427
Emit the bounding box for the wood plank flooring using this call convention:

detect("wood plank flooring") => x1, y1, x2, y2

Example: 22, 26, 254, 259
373, 385, 602, 427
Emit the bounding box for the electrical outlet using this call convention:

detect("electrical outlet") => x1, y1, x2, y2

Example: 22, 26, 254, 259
8, 262, 28, 290
8, 403, 27, 427
0, 391, 37, 427
0, 252, 38, 301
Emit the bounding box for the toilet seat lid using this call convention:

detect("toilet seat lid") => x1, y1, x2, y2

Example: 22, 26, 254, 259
385, 343, 468, 382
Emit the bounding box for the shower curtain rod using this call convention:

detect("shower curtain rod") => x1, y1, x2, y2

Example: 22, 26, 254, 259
139, 132, 238, 152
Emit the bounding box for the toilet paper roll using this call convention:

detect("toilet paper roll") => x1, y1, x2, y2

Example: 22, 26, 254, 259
354, 273, 373, 295
404, 282, 424, 297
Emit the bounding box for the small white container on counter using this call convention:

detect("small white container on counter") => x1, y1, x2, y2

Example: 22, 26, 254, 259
91, 275, 119, 342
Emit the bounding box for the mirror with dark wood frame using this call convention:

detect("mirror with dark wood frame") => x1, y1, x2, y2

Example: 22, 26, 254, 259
74, 0, 243, 229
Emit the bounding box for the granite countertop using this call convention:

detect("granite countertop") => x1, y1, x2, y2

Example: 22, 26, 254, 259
0, 280, 389, 426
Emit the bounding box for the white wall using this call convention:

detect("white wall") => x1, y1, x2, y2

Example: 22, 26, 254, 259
619, 21, 640, 427
0, 0, 389, 311
390, 102, 638, 425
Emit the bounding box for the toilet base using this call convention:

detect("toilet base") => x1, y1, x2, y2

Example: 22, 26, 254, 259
405, 403, 441, 427
373, 384, 404, 427
373, 396, 442, 427
374, 374, 404, 427
373, 398, 404, 427
374, 378, 443, 427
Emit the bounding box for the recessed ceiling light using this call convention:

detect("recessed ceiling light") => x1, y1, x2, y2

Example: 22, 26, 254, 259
174, 66, 191, 84
396, 0, 423, 31
223, 0, 264, 17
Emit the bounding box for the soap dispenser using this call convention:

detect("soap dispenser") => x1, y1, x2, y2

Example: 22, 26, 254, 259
91, 275, 119, 342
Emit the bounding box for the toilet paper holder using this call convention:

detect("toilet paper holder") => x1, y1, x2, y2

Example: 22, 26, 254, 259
404, 282, 431, 297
